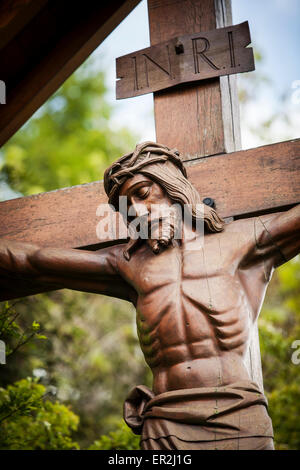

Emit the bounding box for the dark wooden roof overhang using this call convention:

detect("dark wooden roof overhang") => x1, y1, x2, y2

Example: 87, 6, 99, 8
0, 0, 141, 147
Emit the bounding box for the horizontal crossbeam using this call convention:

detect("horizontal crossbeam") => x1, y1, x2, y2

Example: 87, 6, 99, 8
0, 138, 299, 300
0, 137, 299, 247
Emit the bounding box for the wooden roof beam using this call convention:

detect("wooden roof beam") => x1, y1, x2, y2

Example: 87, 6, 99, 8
0, 0, 141, 147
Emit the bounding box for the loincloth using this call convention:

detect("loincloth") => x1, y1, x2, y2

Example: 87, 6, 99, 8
123, 381, 274, 448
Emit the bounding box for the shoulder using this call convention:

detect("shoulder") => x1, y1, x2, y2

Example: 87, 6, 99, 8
221, 214, 279, 244
95, 242, 127, 263
218, 216, 267, 267
220, 217, 256, 245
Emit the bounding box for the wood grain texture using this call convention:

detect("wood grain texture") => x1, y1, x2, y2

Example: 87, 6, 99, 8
148, 0, 242, 158
0, 182, 114, 249
186, 138, 300, 218
0, 139, 299, 248
0, 0, 141, 147
116, 22, 254, 99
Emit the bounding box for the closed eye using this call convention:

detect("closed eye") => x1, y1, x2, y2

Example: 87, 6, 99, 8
135, 187, 150, 199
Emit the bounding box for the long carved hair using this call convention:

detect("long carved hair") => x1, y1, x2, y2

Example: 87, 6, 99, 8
104, 142, 225, 233
138, 160, 224, 233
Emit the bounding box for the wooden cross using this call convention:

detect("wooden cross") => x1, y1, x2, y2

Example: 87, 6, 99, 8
0, 0, 300, 391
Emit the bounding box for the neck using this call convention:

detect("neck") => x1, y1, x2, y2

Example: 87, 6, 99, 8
181, 220, 204, 250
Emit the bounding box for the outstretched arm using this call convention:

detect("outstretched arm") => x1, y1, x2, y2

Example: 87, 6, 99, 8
254, 204, 300, 268
0, 241, 135, 302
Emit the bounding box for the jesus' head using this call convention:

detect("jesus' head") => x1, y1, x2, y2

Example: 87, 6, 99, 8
104, 142, 225, 259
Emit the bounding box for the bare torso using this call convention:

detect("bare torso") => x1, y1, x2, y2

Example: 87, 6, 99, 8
116, 218, 272, 394
2, 204, 298, 394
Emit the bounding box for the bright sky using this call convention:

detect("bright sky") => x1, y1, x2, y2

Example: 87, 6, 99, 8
93, 0, 300, 148
233, 0, 300, 95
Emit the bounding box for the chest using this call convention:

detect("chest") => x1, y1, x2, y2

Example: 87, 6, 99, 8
122, 230, 249, 295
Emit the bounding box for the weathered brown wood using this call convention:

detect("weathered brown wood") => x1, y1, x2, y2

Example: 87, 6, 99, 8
0, 139, 299, 250
0, 0, 141, 147
147, 0, 242, 158
187, 138, 300, 218
116, 21, 254, 99
0, 182, 112, 249
0, 0, 47, 49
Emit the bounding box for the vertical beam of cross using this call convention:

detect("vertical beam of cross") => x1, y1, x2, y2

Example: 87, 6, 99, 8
148, 0, 241, 160
147, 0, 263, 390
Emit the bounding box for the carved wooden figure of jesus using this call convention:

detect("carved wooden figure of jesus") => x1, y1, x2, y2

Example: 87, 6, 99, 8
1, 142, 299, 450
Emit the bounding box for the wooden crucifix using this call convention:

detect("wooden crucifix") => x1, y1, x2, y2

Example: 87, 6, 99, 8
0, 0, 299, 450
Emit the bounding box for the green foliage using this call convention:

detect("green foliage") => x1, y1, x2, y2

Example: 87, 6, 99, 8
0, 59, 137, 197
0, 377, 79, 450
0, 301, 47, 357
89, 421, 140, 450
259, 256, 300, 450
0, 292, 151, 448
268, 384, 300, 450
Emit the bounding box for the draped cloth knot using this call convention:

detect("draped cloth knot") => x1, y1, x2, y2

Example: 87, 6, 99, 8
123, 385, 155, 435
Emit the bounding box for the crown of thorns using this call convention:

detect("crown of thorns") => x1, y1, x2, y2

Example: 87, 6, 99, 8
103, 141, 187, 210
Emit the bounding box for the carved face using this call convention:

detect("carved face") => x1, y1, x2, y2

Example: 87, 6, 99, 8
119, 173, 180, 254
104, 143, 225, 259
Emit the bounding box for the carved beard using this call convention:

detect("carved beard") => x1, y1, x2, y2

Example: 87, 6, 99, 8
123, 207, 181, 261
146, 212, 178, 254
